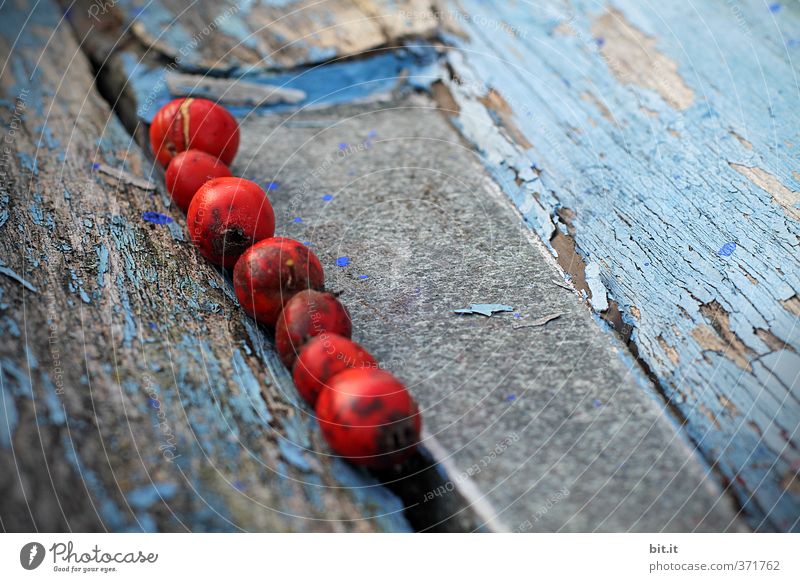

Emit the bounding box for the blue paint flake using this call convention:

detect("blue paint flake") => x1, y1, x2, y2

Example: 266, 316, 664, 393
142, 211, 173, 225
506, 394, 517, 402
359, 274, 369, 279
127, 482, 178, 510
593, 399, 603, 408
266, 182, 280, 190
368, 130, 377, 138
718, 242, 737, 257
294, 217, 303, 223
769, 3, 781, 13
91, 162, 100, 170
453, 303, 514, 317
322, 193, 334, 201
0, 261, 37, 293
335, 256, 351, 267
338, 143, 348, 150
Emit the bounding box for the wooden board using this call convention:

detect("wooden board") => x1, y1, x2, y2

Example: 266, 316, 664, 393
434, 0, 800, 531
107, 0, 439, 72
0, 0, 416, 532
5, 0, 797, 532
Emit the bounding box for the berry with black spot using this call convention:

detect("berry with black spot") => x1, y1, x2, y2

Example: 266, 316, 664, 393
293, 334, 376, 406
187, 177, 275, 268
275, 290, 351, 369
316, 368, 421, 468
233, 238, 324, 326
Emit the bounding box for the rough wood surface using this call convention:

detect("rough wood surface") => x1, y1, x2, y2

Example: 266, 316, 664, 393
434, 0, 800, 531
0, 0, 411, 532
110, 0, 438, 72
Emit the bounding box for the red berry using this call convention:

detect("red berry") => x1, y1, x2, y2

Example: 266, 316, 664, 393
275, 290, 351, 369
316, 368, 421, 468
165, 150, 232, 212
187, 177, 275, 268
149, 98, 239, 167
233, 238, 325, 326
293, 334, 377, 407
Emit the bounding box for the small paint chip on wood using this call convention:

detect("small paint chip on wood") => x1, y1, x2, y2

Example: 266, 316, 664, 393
165, 73, 306, 106
591, 8, 694, 110
93, 163, 157, 191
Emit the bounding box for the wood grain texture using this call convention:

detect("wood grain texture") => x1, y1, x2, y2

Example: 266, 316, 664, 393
0, 0, 410, 532
435, 0, 799, 530
113, 0, 438, 72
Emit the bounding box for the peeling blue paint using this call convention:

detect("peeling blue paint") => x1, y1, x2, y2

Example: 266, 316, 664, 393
441, 0, 800, 530
122, 48, 439, 123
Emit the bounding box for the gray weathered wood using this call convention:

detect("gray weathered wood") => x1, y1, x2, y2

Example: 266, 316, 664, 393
0, 0, 411, 532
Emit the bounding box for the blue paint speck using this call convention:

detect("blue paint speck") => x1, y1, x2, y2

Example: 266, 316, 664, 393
595, 37, 605, 47
294, 217, 303, 223
91, 163, 100, 171
593, 399, 602, 408
266, 182, 280, 190
769, 3, 781, 13
513, 312, 521, 319
367, 130, 377, 138
338, 143, 348, 150
303, 241, 312, 246
148, 398, 160, 409
336, 256, 351, 267
359, 274, 369, 280
644, 261, 650, 266
148, 322, 157, 330
506, 394, 516, 402
322, 193, 334, 201
142, 212, 173, 225
233, 480, 245, 491
718, 242, 736, 257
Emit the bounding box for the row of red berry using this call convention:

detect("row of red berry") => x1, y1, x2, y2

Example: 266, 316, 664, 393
149, 97, 422, 469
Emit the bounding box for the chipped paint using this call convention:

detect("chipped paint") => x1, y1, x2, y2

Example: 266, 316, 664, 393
439, 0, 800, 530
730, 163, 800, 221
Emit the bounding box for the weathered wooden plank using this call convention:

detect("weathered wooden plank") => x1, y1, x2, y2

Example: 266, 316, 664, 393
231, 96, 741, 531
59, 0, 748, 530
434, 0, 800, 530
109, 0, 438, 72
0, 0, 412, 532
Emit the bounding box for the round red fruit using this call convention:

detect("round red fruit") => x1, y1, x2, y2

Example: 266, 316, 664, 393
316, 368, 421, 468
293, 334, 377, 407
233, 238, 324, 326
187, 177, 275, 268
275, 290, 351, 369
165, 150, 232, 212
149, 98, 239, 167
